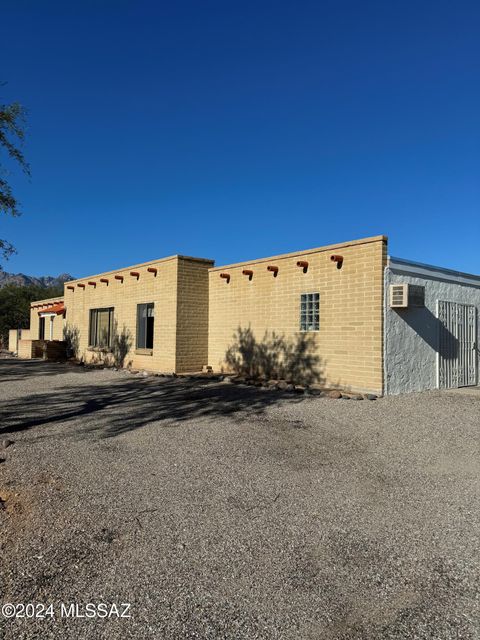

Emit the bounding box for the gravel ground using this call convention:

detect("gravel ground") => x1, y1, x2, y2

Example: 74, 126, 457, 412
0, 359, 479, 640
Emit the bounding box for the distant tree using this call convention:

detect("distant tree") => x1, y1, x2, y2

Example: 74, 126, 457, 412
0, 87, 30, 262
0, 284, 63, 348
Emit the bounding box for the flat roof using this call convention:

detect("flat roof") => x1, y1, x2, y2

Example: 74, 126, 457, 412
30, 295, 65, 307
389, 256, 480, 286
209, 235, 387, 272
65, 254, 215, 285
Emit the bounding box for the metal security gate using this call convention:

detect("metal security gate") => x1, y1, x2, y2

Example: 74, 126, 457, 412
437, 301, 477, 389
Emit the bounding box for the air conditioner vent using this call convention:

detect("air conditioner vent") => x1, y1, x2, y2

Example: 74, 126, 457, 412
389, 284, 425, 308
390, 284, 408, 308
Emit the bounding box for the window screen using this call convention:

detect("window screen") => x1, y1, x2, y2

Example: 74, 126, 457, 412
300, 293, 319, 331
89, 308, 114, 348
137, 303, 154, 349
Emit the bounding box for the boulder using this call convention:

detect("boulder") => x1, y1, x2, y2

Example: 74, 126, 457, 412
328, 390, 342, 399
364, 393, 378, 401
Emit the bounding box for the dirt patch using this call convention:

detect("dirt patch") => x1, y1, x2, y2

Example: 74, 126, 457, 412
0, 488, 27, 517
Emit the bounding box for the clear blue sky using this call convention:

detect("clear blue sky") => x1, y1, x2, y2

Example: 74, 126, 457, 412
1, 0, 479, 278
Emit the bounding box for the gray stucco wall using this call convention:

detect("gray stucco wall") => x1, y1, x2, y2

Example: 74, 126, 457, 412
384, 258, 480, 395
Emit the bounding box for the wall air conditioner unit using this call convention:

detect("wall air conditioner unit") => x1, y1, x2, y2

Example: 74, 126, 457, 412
389, 284, 425, 308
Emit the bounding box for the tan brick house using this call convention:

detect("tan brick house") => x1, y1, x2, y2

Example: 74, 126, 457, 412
19, 234, 479, 395
209, 235, 387, 395
60, 254, 213, 372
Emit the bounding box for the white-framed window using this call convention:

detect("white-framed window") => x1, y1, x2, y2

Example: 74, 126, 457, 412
300, 293, 319, 331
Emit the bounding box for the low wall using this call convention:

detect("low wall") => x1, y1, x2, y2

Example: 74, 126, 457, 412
18, 339, 34, 359
8, 329, 18, 352
8, 329, 31, 353
18, 339, 46, 359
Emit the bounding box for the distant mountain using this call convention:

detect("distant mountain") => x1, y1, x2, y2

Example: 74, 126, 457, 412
0, 271, 74, 289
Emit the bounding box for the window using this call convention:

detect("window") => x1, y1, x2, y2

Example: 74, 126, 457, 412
137, 303, 154, 349
300, 293, 319, 331
89, 308, 114, 348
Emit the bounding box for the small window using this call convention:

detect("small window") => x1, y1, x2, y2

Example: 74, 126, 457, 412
89, 308, 114, 348
137, 303, 154, 349
300, 293, 319, 331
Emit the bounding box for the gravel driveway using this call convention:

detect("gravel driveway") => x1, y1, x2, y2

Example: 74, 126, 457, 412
0, 359, 478, 640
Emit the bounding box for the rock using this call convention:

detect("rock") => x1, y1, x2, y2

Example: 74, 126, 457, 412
277, 381, 288, 391
0, 439, 13, 450
364, 393, 378, 401
351, 394, 364, 400
328, 390, 342, 399
341, 394, 351, 399
285, 384, 295, 392
309, 388, 323, 396
221, 377, 233, 384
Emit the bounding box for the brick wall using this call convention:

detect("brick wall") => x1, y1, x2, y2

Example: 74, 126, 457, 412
23, 237, 387, 390
8, 328, 31, 352
8, 329, 18, 352
175, 258, 212, 372
62, 255, 212, 372
18, 339, 34, 359
208, 236, 387, 395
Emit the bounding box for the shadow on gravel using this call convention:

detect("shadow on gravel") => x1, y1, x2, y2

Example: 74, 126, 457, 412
0, 374, 304, 439
0, 359, 88, 382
